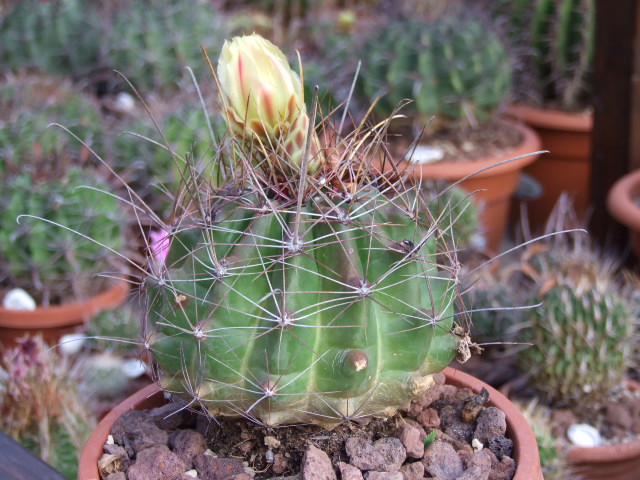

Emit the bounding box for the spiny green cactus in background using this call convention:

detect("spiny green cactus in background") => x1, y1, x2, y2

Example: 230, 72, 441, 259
0, 0, 104, 78
0, 168, 125, 306
517, 240, 634, 409
139, 35, 464, 427
490, 0, 595, 111
112, 93, 227, 216
358, 16, 511, 131
0, 74, 103, 173
109, 0, 227, 91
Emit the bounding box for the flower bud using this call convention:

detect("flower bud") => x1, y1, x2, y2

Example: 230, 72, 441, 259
217, 34, 324, 175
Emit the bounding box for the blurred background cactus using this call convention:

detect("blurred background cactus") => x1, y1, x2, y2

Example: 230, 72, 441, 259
0, 336, 95, 479
108, 0, 228, 92
0, 0, 105, 79
357, 13, 512, 132
0, 74, 103, 174
0, 168, 125, 306
488, 0, 595, 111
514, 198, 636, 410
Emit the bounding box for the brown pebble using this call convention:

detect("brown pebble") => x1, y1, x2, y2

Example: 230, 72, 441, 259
461, 388, 489, 423
416, 407, 440, 430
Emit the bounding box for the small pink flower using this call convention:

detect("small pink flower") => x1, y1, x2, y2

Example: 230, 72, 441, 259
149, 229, 170, 265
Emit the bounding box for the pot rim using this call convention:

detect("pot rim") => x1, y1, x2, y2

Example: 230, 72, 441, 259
565, 378, 640, 464
607, 169, 640, 231
78, 366, 542, 480
507, 104, 593, 133
379, 120, 542, 182
0, 279, 130, 328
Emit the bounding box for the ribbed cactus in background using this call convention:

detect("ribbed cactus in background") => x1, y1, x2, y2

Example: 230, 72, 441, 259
358, 16, 511, 130
0, 74, 103, 172
141, 35, 463, 426
0, 168, 124, 306
110, 0, 227, 91
517, 241, 634, 409
490, 0, 595, 110
0, 0, 104, 78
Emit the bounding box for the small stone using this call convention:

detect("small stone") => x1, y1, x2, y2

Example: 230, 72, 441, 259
487, 436, 513, 460
461, 389, 489, 423
462, 450, 492, 471
106, 473, 126, 480
264, 435, 281, 449
171, 429, 208, 469
104, 443, 129, 462
272, 453, 289, 475
111, 411, 168, 456
345, 437, 406, 472
99, 453, 125, 478
127, 445, 186, 480
439, 406, 474, 443
193, 455, 244, 480
403, 419, 426, 441
567, 423, 601, 447
416, 408, 440, 430
227, 474, 253, 480
59, 333, 86, 355
106, 435, 115, 445
471, 439, 483, 452
422, 441, 464, 480
457, 465, 490, 480
266, 450, 275, 463
301, 445, 336, 480
399, 462, 424, 480
184, 470, 198, 478
2, 288, 36, 310
364, 472, 403, 480
394, 423, 424, 459
474, 407, 506, 444
338, 462, 364, 480
149, 401, 193, 430
488, 456, 516, 480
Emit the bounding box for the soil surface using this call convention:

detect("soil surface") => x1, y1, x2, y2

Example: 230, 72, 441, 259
97, 373, 519, 480
391, 119, 524, 165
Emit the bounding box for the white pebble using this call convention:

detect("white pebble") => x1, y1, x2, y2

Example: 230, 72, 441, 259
472, 438, 484, 451
184, 470, 198, 478
106, 435, 114, 445
58, 333, 87, 355
121, 358, 147, 379
405, 145, 445, 165
2, 288, 36, 310
568, 423, 601, 447
115, 92, 135, 111
265, 449, 274, 463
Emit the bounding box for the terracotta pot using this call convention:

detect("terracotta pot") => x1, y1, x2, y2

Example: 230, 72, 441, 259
0, 280, 129, 347
606, 169, 640, 257
508, 104, 593, 231
78, 366, 543, 480
378, 121, 541, 252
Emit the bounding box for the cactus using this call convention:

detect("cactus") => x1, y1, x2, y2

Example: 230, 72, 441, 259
517, 239, 634, 409
0, 74, 103, 173
138, 35, 464, 427
490, 0, 595, 111
0, 0, 104, 78
0, 168, 125, 306
358, 16, 511, 131
109, 0, 227, 91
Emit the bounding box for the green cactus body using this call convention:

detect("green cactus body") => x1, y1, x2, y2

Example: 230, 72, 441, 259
359, 17, 511, 129
0, 169, 124, 305
0, 0, 103, 78
145, 186, 459, 426
519, 253, 633, 408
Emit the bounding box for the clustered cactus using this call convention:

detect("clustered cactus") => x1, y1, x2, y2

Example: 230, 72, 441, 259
517, 239, 634, 409
0, 168, 124, 306
0, 0, 104, 78
0, 74, 103, 173
140, 35, 464, 427
0, 0, 227, 91
490, 0, 595, 111
358, 15, 511, 131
